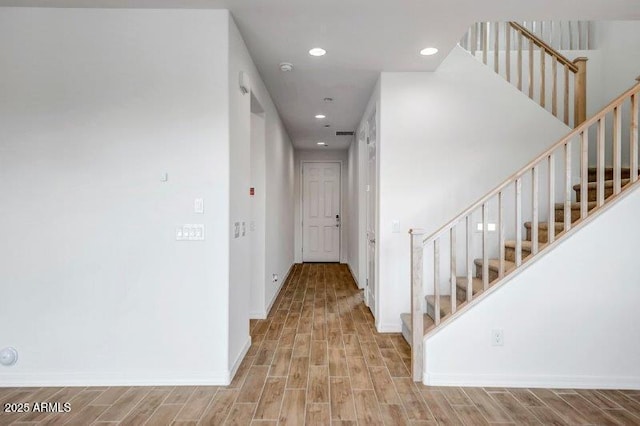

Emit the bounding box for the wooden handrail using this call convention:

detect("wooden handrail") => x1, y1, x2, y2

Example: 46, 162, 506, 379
509, 22, 579, 73
462, 21, 588, 127
420, 80, 640, 247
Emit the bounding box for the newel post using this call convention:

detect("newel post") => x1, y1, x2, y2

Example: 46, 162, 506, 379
573, 57, 588, 126
410, 228, 425, 382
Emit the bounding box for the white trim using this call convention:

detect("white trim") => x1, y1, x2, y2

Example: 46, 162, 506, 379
264, 263, 293, 317
0, 371, 230, 387
424, 372, 640, 390
228, 336, 252, 384
300, 161, 343, 263
376, 322, 402, 333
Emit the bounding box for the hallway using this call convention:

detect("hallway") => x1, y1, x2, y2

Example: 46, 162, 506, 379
2, 263, 640, 425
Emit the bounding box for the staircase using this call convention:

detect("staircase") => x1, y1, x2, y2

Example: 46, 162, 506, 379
403, 58, 640, 381
401, 166, 639, 338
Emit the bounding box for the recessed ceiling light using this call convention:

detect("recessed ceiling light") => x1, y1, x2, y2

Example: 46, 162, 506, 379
324, 124, 331, 128
420, 47, 439, 56
317, 142, 327, 146
309, 47, 327, 57
315, 114, 326, 119
324, 97, 334, 103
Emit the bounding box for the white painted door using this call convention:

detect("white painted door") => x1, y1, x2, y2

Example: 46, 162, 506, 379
302, 162, 341, 262
366, 111, 377, 315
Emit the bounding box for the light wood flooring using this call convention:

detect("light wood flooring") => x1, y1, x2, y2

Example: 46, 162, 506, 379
1, 263, 640, 425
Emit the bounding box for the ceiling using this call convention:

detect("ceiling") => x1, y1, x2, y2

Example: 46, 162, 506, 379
2, 1, 640, 150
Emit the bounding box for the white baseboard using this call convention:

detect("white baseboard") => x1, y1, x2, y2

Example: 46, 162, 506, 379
264, 263, 293, 317
0, 370, 229, 387
250, 264, 294, 320
346, 262, 361, 289
228, 336, 252, 385
376, 322, 402, 333
249, 310, 267, 319
424, 372, 640, 390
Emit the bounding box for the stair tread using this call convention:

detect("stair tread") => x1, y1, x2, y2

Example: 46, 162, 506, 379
401, 312, 435, 335
524, 221, 565, 231
573, 178, 630, 191
553, 201, 598, 210
504, 240, 549, 251
455, 276, 484, 291
587, 167, 638, 173
425, 295, 453, 317
474, 258, 516, 272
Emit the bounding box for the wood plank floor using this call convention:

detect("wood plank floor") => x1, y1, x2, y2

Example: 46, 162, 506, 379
2, 263, 639, 425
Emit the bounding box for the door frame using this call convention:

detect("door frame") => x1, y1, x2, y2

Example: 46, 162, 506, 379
361, 104, 379, 322
300, 160, 343, 263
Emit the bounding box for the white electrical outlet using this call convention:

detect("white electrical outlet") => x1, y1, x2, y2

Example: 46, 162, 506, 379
392, 220, 400, 233
242, 222, 246, 237
492, 329, 504, 346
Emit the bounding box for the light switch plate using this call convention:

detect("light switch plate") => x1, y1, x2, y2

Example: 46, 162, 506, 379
194, 198, 204, 214
392, 220, 400, 233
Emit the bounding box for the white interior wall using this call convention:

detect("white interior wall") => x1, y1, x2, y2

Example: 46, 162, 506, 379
228, 17, 295, 371
425, 184, 640, 389
375, 46, 570, 332
264, 123, 295, 315
595, 21, 640, 102
0, 8, 232, 385
593, 21, 640, 169
294, 149, 349, 264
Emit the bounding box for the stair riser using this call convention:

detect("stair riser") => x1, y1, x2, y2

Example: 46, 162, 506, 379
475, 266, 499, 282
426, 302, 447, 321
554, 208, 582, 223
587, 169, 637, 182
525, 227, 554, 243
575, 186, 614, 203
505, 246, 533, 263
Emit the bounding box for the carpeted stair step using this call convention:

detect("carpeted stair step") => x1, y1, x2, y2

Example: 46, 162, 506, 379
554, 201, 597, 222
400, 312, 435, 343
474, 258, 516, 281
587, 167, 639, 183
425, 295, 453, 320
504, 240, 548, 262
574, 179, 630, 202
455, 276, 485, 301
524, 222, 564, 243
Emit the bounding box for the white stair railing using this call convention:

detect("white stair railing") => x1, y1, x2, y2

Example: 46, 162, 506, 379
409, 78, 640, 382
460, 22, 588, 127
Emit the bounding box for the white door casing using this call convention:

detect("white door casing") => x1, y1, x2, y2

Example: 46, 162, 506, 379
302, 162, 341, 262
366, 110, 377, 316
